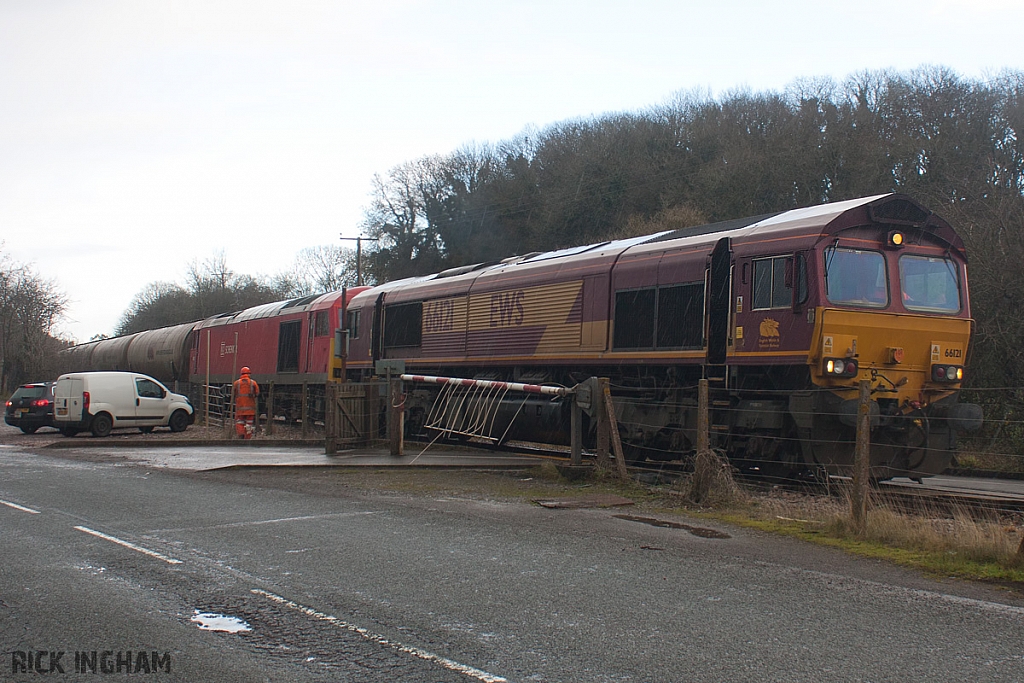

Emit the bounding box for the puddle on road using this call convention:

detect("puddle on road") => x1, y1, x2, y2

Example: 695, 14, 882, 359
190, 610, 251, 633
614, 514, 731, 539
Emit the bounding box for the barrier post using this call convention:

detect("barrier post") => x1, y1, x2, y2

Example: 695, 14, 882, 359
851, 379, 871, 534
389, 378, 404, 456
595, 378, 611, 469
571, 397, 583, 466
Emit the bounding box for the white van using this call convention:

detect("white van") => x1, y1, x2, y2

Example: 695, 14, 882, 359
53, 371, 194, 437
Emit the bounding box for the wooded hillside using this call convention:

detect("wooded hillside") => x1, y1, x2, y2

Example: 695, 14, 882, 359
360, 67, 1024, 396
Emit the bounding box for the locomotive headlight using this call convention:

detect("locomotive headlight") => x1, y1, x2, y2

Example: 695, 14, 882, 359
823, 358, 858, 378
932, 364, 963, 383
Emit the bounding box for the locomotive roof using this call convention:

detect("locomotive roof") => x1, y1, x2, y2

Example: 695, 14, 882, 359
348, 193, 963, 308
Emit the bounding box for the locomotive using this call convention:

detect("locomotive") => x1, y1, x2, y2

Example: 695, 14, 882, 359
65, 193, 982, 479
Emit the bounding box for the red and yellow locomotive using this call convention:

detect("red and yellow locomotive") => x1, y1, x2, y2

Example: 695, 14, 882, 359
342, 193, 981, 479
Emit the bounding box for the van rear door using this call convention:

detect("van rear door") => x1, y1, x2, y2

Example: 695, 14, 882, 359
54, 378, 84, 422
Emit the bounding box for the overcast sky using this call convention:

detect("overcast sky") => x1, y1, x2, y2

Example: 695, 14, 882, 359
2, 0, 1022, 342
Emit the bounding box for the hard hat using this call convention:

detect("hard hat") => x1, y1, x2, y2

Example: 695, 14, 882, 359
240, 366, 251, 375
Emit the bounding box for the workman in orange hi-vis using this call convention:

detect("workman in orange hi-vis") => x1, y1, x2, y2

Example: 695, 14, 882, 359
233, 367, 260, 439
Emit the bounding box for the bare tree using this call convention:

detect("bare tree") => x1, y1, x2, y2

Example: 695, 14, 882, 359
287, 245, 357, 295
0, 248, 68, 390
117, 253, 293, 335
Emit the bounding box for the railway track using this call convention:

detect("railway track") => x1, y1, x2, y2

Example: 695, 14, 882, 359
414, 435, 1024, 516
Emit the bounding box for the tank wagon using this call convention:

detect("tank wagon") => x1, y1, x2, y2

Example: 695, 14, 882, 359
64, 194, 981, 479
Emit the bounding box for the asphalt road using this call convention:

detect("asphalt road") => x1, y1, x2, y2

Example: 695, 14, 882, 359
2, 443, 1024, 682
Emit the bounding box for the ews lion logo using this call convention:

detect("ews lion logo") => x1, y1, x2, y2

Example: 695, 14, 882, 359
759, 318, 780, 338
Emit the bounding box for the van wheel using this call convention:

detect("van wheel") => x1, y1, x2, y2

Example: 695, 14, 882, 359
168, 410, 189, 433
91, 413, 113, 438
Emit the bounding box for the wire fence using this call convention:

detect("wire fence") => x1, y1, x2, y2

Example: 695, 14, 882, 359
603, 382, 1024, 477
192, 378, 1024, 475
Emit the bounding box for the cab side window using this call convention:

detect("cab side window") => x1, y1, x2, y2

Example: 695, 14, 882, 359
136, 379, 164, 399
752, 255, 806, 309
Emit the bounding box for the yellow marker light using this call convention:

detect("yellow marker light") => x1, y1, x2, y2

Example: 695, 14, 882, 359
891, 232, 903, 245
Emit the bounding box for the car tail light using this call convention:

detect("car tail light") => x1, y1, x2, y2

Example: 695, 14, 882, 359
932, 364, 963, 383
83, 391, 90, 413
32, 399, 51, 407
4, 400, 11, 408
823, 357, 859, 378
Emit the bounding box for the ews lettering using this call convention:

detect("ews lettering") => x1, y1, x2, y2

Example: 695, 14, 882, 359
489, 291, 525, 327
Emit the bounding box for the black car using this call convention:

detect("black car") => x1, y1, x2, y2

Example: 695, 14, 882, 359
4, 382, 55, 434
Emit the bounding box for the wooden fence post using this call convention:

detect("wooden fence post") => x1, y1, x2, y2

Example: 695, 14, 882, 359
325, 383, 337, 455
266, 382, 275, 436
366, 382, 380, 447
301, 382, 309, 439
697, 379, 709, 453
253, 390, 260, 437
851, 379, 872, 534
601, 379, 630, 481
225, 384, 235, 438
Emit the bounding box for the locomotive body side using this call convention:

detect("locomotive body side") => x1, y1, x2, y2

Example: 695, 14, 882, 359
347, 194, 981, 480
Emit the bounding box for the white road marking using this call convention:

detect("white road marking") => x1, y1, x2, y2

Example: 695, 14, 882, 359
252, 589, 510, 683
73, 526, 183, 565
149, 510, 381, 533
763, 561, 1024, 617
0, 498, 40, 514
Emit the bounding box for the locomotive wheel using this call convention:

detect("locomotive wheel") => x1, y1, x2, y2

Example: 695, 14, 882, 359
900, 410, 931, 473
620, 439, 647, 466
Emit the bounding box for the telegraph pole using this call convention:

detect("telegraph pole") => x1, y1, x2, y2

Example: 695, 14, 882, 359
339, 236, 379, 286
